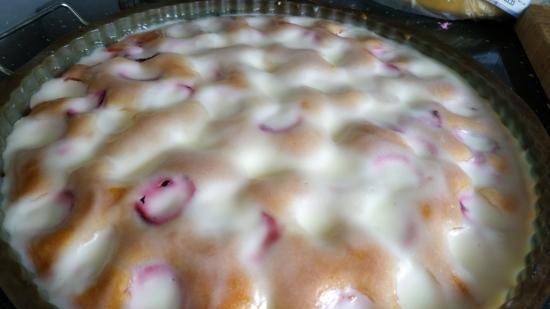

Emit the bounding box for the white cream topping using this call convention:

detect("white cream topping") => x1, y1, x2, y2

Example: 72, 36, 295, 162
396, 262, 446, 309
126, 262, 182, 309
50, 227, 116, 296
317, 287, 374, 309
30, 79, 87, 108
4, 193, 72, 241
455, 130, 498, 153
4, 115, 66, 161
78, 49, 116, 66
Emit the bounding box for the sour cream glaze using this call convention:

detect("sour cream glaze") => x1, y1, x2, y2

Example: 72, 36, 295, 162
2, 16, 534, 309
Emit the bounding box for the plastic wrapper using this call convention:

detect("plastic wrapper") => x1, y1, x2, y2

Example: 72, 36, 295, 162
372, 0, 506, 19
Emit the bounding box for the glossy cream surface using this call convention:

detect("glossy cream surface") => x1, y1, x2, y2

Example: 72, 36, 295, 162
1, 16, 533, 309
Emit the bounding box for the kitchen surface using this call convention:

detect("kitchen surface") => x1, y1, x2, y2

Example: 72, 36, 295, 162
0, 0, 548, 308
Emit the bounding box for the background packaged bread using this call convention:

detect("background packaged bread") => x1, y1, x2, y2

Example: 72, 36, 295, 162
372, 0, 550, 19
371, 0, 504, 19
